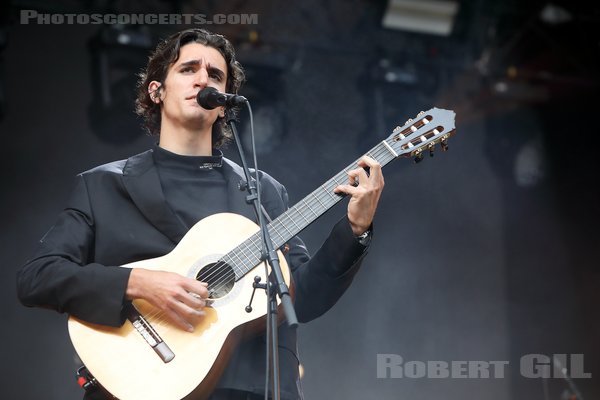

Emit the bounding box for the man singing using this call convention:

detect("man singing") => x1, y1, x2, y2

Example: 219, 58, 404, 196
17, 28, 384, 400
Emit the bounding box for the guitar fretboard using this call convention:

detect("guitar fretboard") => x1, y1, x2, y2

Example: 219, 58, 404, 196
221, 139, 398, 280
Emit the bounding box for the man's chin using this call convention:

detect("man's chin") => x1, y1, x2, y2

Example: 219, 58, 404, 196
183, 113, 218, 129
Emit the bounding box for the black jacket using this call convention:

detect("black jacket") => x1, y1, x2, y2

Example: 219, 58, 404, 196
17, 149, 369, 399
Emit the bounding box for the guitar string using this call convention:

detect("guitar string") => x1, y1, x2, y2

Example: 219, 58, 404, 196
202, 142, 395, 297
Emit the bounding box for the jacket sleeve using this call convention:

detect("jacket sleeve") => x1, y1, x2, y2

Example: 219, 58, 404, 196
265, 177, 370, 323
290, 216, 369, 323
16, 174, 132, 327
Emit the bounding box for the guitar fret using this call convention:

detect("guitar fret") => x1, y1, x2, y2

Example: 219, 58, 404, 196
278, 216, 298, 238
324, 185, 337, 199
233, 244, 253, 264
274, 217, 296, 243
302, 198, 318, 217
320, 183, 336, 202
222, 251, 247, 279
283, 212, 302, 232
312, 192, 327, 210
234, 239, 259, 273
293, 204, 310, 223
269, 224, 286, 243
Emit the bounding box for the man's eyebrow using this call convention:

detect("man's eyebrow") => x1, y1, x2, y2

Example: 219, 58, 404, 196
178, 59, 201, 68
207, 65, 225, 79
177, 59, 226, 78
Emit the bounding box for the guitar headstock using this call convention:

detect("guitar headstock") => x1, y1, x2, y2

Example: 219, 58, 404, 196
386, 108, 456, 163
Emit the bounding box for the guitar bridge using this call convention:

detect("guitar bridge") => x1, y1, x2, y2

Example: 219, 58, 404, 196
126, 303, 175, 363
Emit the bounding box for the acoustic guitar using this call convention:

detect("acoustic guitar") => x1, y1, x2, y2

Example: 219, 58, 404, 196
68, 107, 456, 399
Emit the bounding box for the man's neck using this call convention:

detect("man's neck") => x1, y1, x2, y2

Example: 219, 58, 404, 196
158, 122, 213, 156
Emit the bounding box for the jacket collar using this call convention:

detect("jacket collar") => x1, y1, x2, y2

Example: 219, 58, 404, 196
122, 149, 257, 244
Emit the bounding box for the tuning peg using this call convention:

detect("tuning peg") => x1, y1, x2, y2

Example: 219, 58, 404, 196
440, 137, 449, 151
417, 111, 425, 116
413, 150, 424, 163
393, 125, 402, 133
405, 118, 413, 125
428, 143, 435, 157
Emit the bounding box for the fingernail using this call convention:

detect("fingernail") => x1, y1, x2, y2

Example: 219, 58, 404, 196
187, 325, 194, 332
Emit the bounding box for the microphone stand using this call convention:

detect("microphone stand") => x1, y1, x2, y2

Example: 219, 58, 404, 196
225, 106, 298, 400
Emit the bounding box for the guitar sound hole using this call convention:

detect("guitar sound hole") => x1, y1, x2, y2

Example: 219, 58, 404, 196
196, 262, 235, 299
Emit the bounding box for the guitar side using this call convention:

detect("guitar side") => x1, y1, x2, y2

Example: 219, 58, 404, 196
68, 213, 290, 400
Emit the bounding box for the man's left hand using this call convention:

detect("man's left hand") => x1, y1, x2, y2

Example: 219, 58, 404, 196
334, 155, 385, 235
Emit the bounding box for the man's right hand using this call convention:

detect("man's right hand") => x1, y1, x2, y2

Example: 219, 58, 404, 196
126, 268, 209, 332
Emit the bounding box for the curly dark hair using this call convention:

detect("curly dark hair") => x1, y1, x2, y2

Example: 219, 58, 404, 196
135, 28, 245, 148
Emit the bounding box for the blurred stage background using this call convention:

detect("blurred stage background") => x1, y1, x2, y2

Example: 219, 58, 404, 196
1, 0, 598, 399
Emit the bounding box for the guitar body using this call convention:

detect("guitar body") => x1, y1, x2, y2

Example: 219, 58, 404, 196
68, 213, 290, 400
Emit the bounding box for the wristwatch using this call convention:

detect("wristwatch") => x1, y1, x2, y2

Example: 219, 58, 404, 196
356, 229, 372, 246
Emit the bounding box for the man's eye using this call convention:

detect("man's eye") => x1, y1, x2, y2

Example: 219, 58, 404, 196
210, 73, 222, 81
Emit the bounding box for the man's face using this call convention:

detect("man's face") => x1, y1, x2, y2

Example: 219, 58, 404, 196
155, 42, 228, 131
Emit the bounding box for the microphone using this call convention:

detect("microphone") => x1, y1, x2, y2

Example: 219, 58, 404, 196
196, 87, 247, 109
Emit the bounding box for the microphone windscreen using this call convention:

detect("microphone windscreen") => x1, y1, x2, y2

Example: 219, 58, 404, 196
196, 87, 218, 109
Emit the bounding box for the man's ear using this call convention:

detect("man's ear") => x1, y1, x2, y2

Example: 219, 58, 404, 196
148, 81, 162, 103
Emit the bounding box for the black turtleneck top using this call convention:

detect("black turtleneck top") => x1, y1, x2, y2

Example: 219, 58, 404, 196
152, 145, 229, 229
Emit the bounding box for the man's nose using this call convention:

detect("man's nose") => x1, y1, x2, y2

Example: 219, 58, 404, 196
194, 67, 209, 87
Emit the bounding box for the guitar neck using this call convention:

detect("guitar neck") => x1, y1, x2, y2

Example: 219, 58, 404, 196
223, 139, 398, 280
